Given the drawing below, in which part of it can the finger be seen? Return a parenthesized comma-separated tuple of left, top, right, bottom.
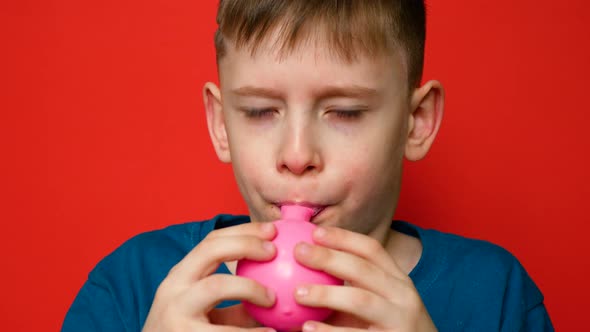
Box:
(180, 274, 276, 314)
(312, 226, 405, 279)
(301, 320, 367, 332)
(207, 221, 276, 240)
(171, 234, 277, 283)
(294, 242, 405, 299)
(295, 284, 397, 327)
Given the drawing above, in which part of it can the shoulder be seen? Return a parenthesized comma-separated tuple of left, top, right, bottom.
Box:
(421, 224, 542, 305)
(92, 220, 203, 280)
(396, 221, 551, 331)
(427, 227, 519, 274)
(396, 221, 523, 282)
(91, 214, 249, 282)
(406, 222, 526, 276)
(63, 215, 249, 331)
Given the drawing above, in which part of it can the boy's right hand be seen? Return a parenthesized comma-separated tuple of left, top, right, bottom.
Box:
(142, 222, 278, 332)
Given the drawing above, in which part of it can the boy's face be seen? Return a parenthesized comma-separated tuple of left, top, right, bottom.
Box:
(205, 35, 440, 237)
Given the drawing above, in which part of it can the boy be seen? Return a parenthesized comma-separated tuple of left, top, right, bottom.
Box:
(63, 1, 554, 331)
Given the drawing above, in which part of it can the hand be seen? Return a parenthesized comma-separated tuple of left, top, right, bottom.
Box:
(293, 226, 437, 332)
(142, 222, 278, 332)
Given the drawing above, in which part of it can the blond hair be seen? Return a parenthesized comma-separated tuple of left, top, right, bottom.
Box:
(214, 0, 426, 89)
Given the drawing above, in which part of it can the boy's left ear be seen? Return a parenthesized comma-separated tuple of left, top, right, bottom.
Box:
(405, 80, 445, 161)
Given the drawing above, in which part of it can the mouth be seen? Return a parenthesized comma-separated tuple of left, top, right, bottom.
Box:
(274, 202, 328, 220)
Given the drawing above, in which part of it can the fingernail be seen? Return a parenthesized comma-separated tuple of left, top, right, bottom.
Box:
(263, 241, 275, 252)
(297, 242, 311, 256)
(296, 286, 309, 297)
(302, 321, 317, 332)
(266, 288, 276, 302)
(262, 222, 274, 233)
(314, 226, 327, 238)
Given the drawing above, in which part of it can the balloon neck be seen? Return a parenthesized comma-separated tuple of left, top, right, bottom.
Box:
(280, 205, 314, 222)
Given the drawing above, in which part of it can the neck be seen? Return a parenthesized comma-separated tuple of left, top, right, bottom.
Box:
(383, 225, 422, 276)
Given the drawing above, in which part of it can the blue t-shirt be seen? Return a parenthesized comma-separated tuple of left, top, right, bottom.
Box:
(62, 215, 554, 331)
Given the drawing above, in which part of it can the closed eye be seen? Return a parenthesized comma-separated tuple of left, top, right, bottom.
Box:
(331, 110, 363, 119)
(242, 108, 277, 119)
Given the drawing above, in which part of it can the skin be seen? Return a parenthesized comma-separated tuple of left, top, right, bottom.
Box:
(143, 30, 444, 332)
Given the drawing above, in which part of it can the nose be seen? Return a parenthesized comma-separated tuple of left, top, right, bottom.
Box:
(276, 120, 322, 176)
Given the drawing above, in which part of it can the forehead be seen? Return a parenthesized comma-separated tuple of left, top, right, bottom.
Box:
(218, 33, 408, 97)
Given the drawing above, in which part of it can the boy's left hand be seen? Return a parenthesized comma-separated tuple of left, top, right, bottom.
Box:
(293, 226, 437, 332)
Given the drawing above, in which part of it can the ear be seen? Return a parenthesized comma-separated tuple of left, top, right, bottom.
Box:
(405, 80, 445, 161)
(203, 82, 231, 163)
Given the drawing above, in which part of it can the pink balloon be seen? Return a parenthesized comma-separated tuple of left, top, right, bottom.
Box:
(236, 205, 343, 331)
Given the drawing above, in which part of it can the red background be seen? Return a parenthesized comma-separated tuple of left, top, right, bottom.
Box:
(2, 0, 589, 330)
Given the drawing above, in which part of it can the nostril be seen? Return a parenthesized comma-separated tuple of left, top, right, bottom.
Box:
(278, 161, 317, 175)
(276, 150, 322, 175)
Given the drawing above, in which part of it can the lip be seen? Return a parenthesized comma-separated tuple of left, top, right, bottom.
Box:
(274, 201, 328, 220)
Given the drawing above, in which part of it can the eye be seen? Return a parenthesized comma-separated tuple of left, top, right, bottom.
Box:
(331, 110, 363, 119)
(243, 108, 277, 119)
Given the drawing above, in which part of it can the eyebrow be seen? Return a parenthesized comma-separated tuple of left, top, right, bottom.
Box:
(230, 86, 284, 99)
(230, 85, 378, 100)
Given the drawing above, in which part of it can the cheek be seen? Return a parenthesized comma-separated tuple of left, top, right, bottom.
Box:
(340, 156, 382, 198)
(233, 155, 264, 189)
(229, 143, 267, 197)
(339, 143, 400, 200)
